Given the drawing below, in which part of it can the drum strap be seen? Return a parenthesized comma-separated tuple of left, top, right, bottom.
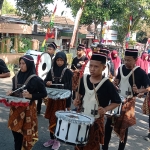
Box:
(51, 67, 67, 82)
(15, 73, 37, 89)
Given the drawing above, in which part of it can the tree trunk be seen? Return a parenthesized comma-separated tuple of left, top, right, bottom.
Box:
(0, 0, 4, 16)
(94, 22, 99, 39)
(99, 20, 104, 43)
(70, 1, 86, 48)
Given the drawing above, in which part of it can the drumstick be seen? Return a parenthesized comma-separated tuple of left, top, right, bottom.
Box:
(11, 85, 26, 94)
(73, 64, 78, 70)
(51, 84, 64, 86)
(132, 69, 135, 85)
(132, 68, 135, 94)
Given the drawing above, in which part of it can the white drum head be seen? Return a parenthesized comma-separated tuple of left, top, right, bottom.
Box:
(38, 52, 51, 80)
(55, 111, 94, 124)
(25, 50, 43, 65)
(25, 50, 51, 80)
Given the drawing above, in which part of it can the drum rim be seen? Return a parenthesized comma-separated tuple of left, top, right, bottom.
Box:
(55, 110, 94, 124)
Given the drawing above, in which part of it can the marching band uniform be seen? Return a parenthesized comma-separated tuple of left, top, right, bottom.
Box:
(102, 49, 150, 150)
(8, 55, 47, 150)
(74, 53, 121, 150)
(43, 52, 73, 150)
(71, 44, 88, 99)
(37, 42, 57, 114)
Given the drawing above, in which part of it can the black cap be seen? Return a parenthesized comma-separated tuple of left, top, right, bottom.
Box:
(48, 42, 57, 50)
(77, 44, 85, 50)
(91, 52, 107, 64)
(125, 49, 138, 57)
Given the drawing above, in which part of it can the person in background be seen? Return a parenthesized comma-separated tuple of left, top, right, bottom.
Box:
(84, 48, 93, 74)
(101, 48, 114, 79)
(46, 42, 57, 60)
(0, 59, 10, 78)
(71, 44, 88, 99)
(111, 50, 121, 77)
(71, 44, 88, 70)
(141, 52, 149, 74)
(96, 44, 103, 53)
(135, 56, 142, 67)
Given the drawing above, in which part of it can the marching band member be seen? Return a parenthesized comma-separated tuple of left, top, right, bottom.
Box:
(102, 49, 150, 150)
(71, 44, 88, 99)
(74, 52, 121, 150)
(46, 42, 57, 60)
(100, 48, 114, 79)
(71, 44, 88, 70)
(7, 55, 47, 150)
(95, 44, 103, 53)
(0, 58, 10, 78)
(37, 42, 57, 114)
(43, 52, 73, 150)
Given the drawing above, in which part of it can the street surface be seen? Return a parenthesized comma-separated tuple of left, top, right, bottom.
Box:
(0, 77, 150, 150)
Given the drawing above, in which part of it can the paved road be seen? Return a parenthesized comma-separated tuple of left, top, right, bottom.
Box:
(0, 77, 150, 150)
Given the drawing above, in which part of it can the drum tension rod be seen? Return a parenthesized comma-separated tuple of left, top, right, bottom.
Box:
(65, 123, 71, 141)
(57, 120, 62, 137)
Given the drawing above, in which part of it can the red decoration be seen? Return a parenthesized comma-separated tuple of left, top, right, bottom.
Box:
(79, 60, 88, 78)
(35, 55, 41, 75)
(0, 98, 29, 107)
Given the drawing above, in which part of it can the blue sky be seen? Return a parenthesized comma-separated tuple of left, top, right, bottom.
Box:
(7, 0, 74, 20)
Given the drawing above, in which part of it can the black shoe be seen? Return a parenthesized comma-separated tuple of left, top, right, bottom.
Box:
(144, 133, 150, 141)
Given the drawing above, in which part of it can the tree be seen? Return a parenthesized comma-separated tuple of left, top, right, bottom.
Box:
(63, 0, 125, 40)
(2, 0, 16, 15)
(112, 0, 150, 47)
(0, 0, 4, 16)
(15, 0, 54, 23)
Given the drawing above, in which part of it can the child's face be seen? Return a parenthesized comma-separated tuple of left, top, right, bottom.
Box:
(56, 58, 64, 67)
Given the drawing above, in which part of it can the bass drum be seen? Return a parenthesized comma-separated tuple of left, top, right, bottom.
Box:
(25, 50, 51, 80)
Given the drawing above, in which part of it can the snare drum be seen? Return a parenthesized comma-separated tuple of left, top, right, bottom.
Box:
(105, 103, 122, 117)
(0, 95, 30, 107)
(55, 111, 94, 145)
(105, 95, 125, 117)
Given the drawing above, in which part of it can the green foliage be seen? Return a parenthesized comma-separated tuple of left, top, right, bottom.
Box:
(18, 37, 32, 53)
(136, 30, 148, 44)
(112, 0, 150, 46)
(15, 0, 54, 24)
(6, 63, 14, 72)
(2, 0, 16, 14)
(63, 0, 126, 39)
(0, 36, 31, 53)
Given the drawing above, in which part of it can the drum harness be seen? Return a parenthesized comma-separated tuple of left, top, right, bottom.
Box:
(51, 67, 67, 83)
(111, 65, 137, 125)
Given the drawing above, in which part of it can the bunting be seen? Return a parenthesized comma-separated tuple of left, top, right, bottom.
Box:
(41, 5, 57, 51)
(126, 16, 132, 49)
